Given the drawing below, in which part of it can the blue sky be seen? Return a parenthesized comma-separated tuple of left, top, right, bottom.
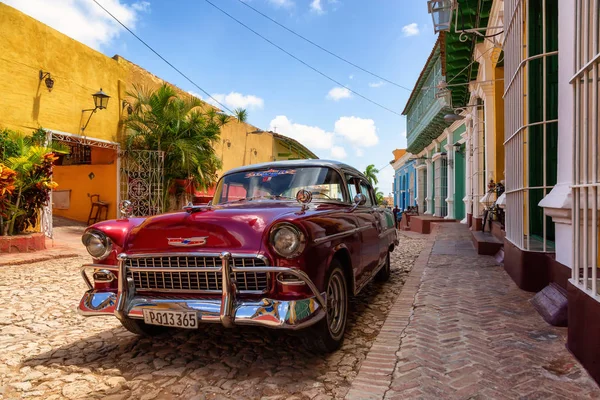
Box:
(7, 0, 437, 196)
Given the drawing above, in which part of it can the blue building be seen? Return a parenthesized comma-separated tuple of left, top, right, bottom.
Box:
(391, 149, 417, 211)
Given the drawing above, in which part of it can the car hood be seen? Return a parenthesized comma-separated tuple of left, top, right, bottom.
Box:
(122, 201, 309, 254)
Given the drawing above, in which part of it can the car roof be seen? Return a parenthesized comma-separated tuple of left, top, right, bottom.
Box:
(223, 159, 369, 182)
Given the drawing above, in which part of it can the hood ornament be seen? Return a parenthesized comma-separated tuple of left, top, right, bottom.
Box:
(296, 189, 312, 212)
(167, 237, 208, 247)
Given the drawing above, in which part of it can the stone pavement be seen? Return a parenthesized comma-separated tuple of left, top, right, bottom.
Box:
(0, 230, 427, 399)
(347, 223, 600, 400)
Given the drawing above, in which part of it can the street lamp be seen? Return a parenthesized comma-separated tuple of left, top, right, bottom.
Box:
(428, 0, 454, 33)
(81, 88, 110, 133)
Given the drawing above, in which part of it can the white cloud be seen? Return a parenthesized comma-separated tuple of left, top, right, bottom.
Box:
(267, 0, 294, 8)
(209, 92, 264, 110)
(327, 87, 352, 101)
(330, 146, 347, 159)
(310, 0, 324, 14)
(369, 81, 385, 88)
(3, 0, 150, 50)
(269, 116, 334, 150)
(188, 91, 203, 100)
(131, 1, 150, 12)
(402, 22, 420, 37)
(355, 148, 364, 157)
(334, 116, 379, 148)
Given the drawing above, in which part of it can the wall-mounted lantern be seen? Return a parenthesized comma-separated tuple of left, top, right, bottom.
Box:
(81, 88, 110, 134)
(39, 70, 54, 91)
(92, 89, 110, 110)
(427, 0, 454, 33)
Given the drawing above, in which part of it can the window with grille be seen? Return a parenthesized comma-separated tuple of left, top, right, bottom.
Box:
(409, 170, 415, 207)
(418, 168, 427, 214)
(59, 141, 92, 165)
(434, 156, 448, 217)
(572, 0, 600, 297)
(504, 0, 558, 252)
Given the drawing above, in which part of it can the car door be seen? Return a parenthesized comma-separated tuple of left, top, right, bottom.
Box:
(352, 178, 381, 285)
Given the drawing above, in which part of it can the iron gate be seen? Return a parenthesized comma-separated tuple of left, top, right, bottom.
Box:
(120, 150, 165, 217)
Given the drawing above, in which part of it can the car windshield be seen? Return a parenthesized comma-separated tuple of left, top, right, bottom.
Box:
(213, 166, 346, 204)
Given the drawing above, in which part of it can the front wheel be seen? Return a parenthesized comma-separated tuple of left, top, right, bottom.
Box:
(118, 317, 167, 336)
(375, 251, 391, 282)
(303, 261, 348, 353)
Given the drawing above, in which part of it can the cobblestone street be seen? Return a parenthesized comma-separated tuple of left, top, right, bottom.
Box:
(0, 235, 426, 399)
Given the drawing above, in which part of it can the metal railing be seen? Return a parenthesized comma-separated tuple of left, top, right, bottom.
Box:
(571, 0, 600, 298)
(504, 0, 558, 252)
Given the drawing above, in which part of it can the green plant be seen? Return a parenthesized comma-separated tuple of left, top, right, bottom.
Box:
(234, 108, 248, 124)
(374, 188, 385, 205)
(363, 164, 380, 186)
(123, 84, 224, 209)
(0, 129, 65, 235)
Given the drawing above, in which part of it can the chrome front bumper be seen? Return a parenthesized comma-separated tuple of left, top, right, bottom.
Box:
(77, 252, 326, 330)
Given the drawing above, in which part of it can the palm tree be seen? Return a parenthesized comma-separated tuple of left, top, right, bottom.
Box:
(124, 84, 223, 209)
(234, 108, 248, 124)
(363, 164, 379, 186)
(374, 188, 385, 205)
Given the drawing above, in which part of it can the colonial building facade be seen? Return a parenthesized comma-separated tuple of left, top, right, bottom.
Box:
(391, 149, 416, 211)
(412, 0, 599, 384)
(0, 4, 316, 229)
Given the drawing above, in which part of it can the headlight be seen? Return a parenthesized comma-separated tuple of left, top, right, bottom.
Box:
(81, 231, 112, 260)
(269, 223, 306, 258)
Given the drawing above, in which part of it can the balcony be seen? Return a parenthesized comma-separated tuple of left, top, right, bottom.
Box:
(403, 36, 453, 154)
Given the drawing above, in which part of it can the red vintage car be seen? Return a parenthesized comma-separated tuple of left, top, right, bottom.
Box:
(78, 160, 398, 351)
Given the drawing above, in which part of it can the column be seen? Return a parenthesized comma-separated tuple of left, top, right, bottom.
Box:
(425, 150, 434, 215)
(538, 0, 575, 267)
(445, 130, 455, 219)
(471, 105, 482, 220)
(461, 128, 470, 224)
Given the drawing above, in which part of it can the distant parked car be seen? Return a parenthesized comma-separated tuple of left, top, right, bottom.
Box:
(78, 160, 398, 351)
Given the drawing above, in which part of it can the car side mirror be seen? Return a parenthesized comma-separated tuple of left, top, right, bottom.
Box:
(349, 193, 367, 212)
(353, 193, 367, 206)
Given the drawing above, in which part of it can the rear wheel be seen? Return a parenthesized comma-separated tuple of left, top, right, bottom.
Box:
(375, 251, 391, 282)
(119, 317, 167, 336)
(303, 260, 348, 353)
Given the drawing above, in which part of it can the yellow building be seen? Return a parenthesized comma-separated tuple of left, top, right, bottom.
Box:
(0, 3, 316, 225)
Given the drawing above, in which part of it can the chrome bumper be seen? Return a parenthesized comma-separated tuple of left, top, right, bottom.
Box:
(77, 252, 326, 330)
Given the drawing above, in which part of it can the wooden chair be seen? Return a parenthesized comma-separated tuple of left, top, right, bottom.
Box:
(87, 194, 109, 225)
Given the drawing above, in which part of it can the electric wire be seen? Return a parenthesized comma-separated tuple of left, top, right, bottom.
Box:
(202, 0, 403, 117)
(90, 0, 235, 115)
(234, 0, 413, 92)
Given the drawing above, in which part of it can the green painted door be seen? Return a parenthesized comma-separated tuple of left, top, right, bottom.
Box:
(454, 150, 466, 220)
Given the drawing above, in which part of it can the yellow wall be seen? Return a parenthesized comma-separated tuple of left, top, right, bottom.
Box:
(0, 3, 316, 222)
(273, 138, 310, 161)
(53, 163, 118, 221)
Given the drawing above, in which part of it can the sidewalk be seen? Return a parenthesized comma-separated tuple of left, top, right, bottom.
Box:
(0, 217, 86, 266)
(347, 223, 600, 400)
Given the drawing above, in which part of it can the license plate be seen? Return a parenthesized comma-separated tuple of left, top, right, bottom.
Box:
(142, 309, 198, 329)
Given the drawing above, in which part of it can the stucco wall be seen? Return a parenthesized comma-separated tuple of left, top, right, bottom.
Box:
(0, 3, 315, 222)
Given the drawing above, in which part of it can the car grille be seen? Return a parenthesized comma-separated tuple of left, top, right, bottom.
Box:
(125, 255, 269, 293)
